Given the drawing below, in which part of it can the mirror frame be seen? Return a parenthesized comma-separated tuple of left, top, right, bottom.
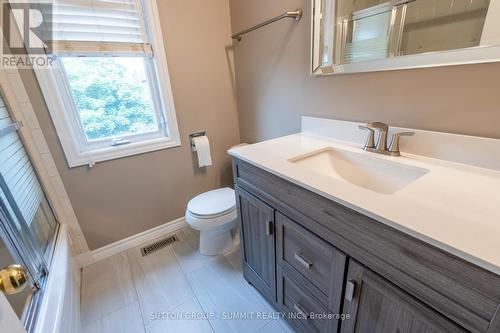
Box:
(311, 0, 500, 76)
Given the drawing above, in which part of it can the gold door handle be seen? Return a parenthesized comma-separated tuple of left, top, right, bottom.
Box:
(0, 264, 29, 295)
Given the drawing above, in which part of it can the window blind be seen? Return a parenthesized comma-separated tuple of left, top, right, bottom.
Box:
(0, 96, 44, 226)
(48, 0, 147, 44)
(344, 11, 392, 64)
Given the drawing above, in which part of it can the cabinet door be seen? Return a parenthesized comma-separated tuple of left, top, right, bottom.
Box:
(341, 261, 467, 333)
(236, 187, 276, 303)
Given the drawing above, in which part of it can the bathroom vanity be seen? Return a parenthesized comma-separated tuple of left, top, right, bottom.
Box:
(230, 118, 500, 333)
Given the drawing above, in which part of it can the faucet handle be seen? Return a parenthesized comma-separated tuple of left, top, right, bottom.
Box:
(359, 125, 375, 149)
(366, 122, 389, 132)
(389, 131, 414, 156)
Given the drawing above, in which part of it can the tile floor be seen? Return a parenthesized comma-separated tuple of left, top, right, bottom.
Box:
(80, 227, 294, 333)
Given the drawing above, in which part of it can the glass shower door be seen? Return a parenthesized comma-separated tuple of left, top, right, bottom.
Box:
(0, 88, 59, 331)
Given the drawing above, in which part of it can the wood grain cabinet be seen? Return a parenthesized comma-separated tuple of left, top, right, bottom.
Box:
(232, 158, 500, 333)
(341, 261, 467, 333)
(236, 187, 276, 303)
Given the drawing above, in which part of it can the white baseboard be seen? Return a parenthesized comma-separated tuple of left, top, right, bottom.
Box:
(75, 217, 187, 268)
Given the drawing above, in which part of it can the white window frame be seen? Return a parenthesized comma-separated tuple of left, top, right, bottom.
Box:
(33, 0, 180, 168)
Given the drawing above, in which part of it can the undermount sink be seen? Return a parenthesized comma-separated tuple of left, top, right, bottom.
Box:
(289, 147, 428, 194)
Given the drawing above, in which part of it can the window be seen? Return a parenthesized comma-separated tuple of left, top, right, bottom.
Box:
(34, 0, 180, 167)
(342, 5, 395, 64)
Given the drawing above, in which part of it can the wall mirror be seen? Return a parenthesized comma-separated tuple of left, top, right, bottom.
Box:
(311, 0, 500, 75)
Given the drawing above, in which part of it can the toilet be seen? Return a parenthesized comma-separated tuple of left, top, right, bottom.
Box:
(185, 187, 237, 255)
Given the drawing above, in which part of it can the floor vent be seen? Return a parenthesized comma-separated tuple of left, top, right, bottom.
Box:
(141, 235, 178, 256)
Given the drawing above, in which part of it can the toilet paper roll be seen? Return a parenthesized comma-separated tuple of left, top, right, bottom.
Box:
(192, 135, 212, 167)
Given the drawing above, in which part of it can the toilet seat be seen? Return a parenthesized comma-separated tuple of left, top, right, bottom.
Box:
(187, 206, 236, 220)
(185, 208, 237, 231)
(187, 187, 236, 219)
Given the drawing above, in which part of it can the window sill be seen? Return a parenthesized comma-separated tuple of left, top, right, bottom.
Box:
(67, 137, 181, 168)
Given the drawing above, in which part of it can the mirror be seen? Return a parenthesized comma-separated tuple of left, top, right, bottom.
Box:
(312, 0, 500, 75)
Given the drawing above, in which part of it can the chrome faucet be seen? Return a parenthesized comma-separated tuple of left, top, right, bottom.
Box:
(359, 122, 414, 156)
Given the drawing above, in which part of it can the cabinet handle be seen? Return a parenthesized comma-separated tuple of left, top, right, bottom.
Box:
(293, 304, 309, 320)
(266, 221, 273, 236)
(294, 253, 313, 269)
(345, 280, 356, 302)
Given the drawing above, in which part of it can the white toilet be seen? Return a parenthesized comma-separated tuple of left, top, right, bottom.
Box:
(185, 187, 237, 255)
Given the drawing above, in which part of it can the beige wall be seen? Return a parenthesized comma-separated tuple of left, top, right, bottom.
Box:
(229, 0, 500, 143)
(15, 0, 500, 249)
(19, 0, 240, 250)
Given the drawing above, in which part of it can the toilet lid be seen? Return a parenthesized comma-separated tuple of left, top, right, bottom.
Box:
(187, 187, 236, 218)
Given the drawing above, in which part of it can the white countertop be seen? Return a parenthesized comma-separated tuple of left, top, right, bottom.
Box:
(229, 132, 500, 275)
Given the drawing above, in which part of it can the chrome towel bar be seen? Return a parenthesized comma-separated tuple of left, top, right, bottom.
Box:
(231, 9, 303, 41)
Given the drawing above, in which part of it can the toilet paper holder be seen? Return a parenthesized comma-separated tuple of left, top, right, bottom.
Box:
(189, 132, 207, 151)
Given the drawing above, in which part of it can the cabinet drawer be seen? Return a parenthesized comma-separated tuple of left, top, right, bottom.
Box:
(276, 212, 346, 312)
(277, 267, 337, 333)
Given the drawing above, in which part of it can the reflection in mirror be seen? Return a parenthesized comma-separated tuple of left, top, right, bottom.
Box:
(312, 0, 500, 75)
